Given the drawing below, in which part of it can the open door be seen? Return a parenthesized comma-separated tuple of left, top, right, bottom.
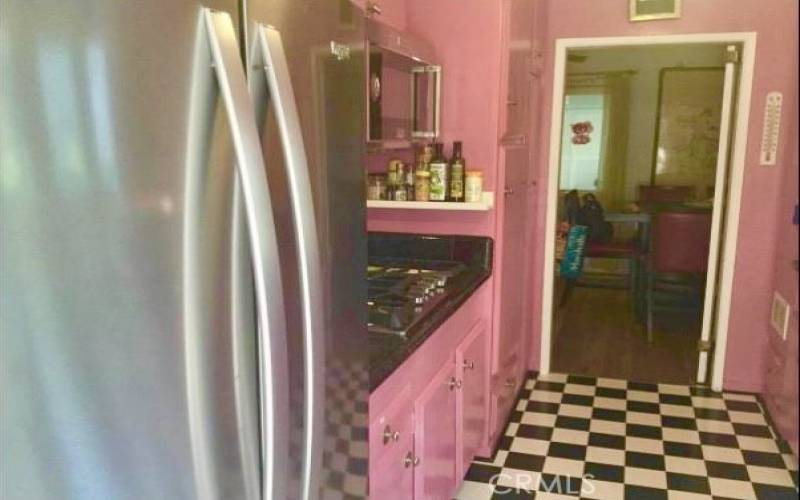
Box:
(696, 45, 738, 385)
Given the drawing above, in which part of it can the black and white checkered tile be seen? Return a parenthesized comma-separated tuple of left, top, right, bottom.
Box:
(455, 373, 798, 500)
(319, 358, 369, 500)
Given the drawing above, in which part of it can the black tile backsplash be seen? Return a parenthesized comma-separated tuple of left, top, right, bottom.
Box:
(368, 232, 492, 270)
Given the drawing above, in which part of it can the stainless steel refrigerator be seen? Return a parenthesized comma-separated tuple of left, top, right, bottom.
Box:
(0, 1, 367, 499)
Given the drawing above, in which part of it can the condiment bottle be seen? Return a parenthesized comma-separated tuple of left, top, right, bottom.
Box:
(386, 159, 401, 200)
(465, 170, 483, 203)
(421, 145, 434, 167)
(415, 170, 431, 201)
(428, 142, 449, 201)
(393, 163, 407, 201)
(367, 174, 388, 200)
(404, 161, 415, 200)
(449, 141, 465, 202)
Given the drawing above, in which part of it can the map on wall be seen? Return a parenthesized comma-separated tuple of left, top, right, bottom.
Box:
(652, 67, 724, 198)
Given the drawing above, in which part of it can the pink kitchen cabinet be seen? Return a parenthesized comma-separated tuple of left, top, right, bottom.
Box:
(414, 361, 458, 500)
(456, 322, 489, 480)
(489, 0, 537, 451)
(370, 432, 415, 500)
(488, 348, 523, 447)
(369, 284, 492, 499)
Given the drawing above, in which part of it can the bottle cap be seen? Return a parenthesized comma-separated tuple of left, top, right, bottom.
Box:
(466, 170, 483, 177)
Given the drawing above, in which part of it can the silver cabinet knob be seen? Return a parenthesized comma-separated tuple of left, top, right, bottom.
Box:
(448, 376, 462, 390)
(505, 377, 516, 388)
(382, 425, 400, 445)
(463, 359, 475, 370)
(366, 1, 382, 16)
(403, 452, 420, 468)
(504, 187, 514, 196)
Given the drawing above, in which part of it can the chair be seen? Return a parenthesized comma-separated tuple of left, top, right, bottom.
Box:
(638, 185, 694, 205)
(558, 191, 648, 323)
(646, 211, 712, 342)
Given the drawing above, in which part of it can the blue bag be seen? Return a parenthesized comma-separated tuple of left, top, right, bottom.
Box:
(559, 225, 587, 280)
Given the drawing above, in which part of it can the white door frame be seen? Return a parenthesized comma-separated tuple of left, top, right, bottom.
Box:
(539, 32, 757, 392)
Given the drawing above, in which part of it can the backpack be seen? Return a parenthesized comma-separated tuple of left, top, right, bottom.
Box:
(564, 190, 581, 225)
(577, 193, 614, 244)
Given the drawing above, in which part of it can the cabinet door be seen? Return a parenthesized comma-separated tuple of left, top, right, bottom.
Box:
(414, 361, 458, 500)
(502, 0, 534, 138)
(498, 148, 529, 366)
(456, 322, 488, 479)
(369, 434, 415, 500)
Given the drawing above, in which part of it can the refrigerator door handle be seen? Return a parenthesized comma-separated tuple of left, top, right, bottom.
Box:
(195, 9, 290, 500)
(249, 24, 326, 500)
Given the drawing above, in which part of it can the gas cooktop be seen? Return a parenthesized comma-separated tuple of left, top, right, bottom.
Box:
(367, 258, 467, 336)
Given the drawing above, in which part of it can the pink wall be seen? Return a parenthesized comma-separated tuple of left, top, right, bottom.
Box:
(525, 0, 800, 393)
(366, 0, 504, 237)
(761, 28, 798, 453)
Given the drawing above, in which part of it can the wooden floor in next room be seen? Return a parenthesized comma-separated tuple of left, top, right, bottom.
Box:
(552, 287, 699, 385)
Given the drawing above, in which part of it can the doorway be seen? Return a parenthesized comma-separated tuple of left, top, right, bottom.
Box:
(539, 33, 757, 391)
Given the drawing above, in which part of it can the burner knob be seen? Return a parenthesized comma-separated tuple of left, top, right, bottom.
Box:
(408, 288, 427, 304)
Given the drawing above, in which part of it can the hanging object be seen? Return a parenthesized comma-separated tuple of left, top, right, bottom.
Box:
(630, 0, 681, 22)
(571, 121, 593, 145)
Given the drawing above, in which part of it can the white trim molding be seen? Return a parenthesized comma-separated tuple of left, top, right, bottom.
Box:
(539, 32, 757, 393)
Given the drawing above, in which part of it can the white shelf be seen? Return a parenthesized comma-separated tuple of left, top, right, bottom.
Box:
(367, 192, 494, 211)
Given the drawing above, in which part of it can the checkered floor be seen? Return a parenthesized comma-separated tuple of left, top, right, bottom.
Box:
(320, 358, 368, 500)
(455, 373, 798, 500)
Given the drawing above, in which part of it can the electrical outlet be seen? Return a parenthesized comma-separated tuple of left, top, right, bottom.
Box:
(770, 292, 790, 340)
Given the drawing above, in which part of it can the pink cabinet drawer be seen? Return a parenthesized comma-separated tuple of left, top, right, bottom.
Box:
(369, 385, 413, 465)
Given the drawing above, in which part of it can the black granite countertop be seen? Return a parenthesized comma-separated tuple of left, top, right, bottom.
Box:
(368, 233, 493, 391)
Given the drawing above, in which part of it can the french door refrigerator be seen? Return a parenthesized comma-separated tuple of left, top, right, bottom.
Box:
(0, 1, 367, 499)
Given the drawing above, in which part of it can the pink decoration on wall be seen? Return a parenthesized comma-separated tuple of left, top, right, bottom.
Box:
(570, 121, 594, 144)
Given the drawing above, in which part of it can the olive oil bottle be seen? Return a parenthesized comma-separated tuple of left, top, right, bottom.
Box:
(428, 142, 449, 201)
(449, 141, 465, 202)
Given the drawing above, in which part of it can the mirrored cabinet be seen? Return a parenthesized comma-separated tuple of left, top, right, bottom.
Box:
(366, 19, 441, 147)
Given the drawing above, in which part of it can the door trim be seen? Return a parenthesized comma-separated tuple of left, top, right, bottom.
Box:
(538, 32, 757, 392)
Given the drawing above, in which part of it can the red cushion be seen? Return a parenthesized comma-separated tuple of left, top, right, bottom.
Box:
(585, 240, 640, 258)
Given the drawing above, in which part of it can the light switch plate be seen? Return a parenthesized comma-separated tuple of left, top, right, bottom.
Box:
(770, 291, 790, 340)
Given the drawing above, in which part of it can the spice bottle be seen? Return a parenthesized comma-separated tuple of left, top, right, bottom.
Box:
(465, 170, 483, 203)
(415, 170, 431, 201)
(367, 174, 388, 200)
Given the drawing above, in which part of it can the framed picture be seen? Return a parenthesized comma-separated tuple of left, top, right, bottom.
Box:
(630, 0, 681, 22)
(650, 67, 725, 196)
